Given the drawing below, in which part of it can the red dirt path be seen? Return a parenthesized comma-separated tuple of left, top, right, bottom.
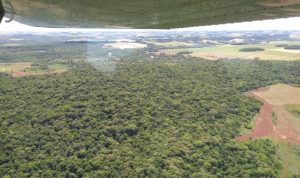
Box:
(236, 88, 274, 141)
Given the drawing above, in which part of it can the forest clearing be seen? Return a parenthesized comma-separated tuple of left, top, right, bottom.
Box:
(236, 84, 300, 143)
(236, 84, 300, 177)
(0, 62, 69, 77)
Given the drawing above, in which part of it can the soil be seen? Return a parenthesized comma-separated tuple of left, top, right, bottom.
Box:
(12, 71, 32, 77)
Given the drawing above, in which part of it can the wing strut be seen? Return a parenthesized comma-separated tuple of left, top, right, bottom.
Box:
(0, 0, 5, 24)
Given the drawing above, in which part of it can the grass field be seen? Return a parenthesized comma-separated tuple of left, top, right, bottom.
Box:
(159, 41, 300, 61)
(285, 104, 300, 118)
(48, 64, 70, 73)
(254, 84, 300, 106)
(275, 140, 300, 178)
(104, 42, 147, 49)
(0, 62, 69, 77)
(147, 41, 194, 47)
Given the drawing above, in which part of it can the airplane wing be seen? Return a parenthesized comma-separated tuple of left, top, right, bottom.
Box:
(1, 0, 300, 29)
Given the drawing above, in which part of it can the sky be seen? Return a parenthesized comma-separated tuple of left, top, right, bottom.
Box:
(0, 17, 300, 32)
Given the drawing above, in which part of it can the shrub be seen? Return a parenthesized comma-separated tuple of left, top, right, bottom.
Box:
(275, 44, 288, 48)
(177, 51, 193, 55)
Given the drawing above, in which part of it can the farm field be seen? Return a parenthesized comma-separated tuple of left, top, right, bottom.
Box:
(104, 42, 147, 49)
(146, 41, 194, 47)
(159, 41, 300, 61)
(0, 62, 69, 77)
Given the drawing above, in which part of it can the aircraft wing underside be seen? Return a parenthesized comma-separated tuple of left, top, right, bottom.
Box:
(1, 0, 300, 29)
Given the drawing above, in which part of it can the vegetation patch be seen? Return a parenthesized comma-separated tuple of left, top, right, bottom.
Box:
(275, 140, 300, 178)
(230, 42, 248, 45)
(176, 51, 193, 55)
(272, 111, 277, 124)
(285, 104, 300, 118)
(284, 45, 300, 50)
(239, 47, 265, 52)
(275, 44, 288, 48)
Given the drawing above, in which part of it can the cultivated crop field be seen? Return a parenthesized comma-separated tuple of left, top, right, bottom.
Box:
(159, 41, 300, 61)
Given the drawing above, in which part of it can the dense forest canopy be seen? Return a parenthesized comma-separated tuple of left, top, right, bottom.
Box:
(1, 58, 300, 177)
